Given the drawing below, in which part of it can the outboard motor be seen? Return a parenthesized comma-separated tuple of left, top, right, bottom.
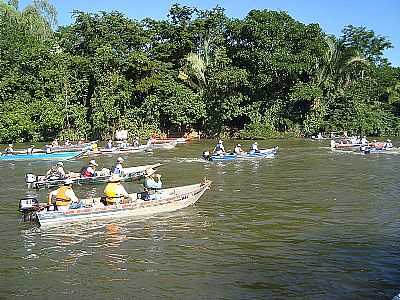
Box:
(202, 151, 211, 161)
(19, 195, 39, 222)
(25, 173, 37, 186)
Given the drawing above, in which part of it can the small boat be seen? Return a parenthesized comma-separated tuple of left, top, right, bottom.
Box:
(98, 145, 150, 155)
(19, 180, 212, 227)
(360, 145, 396, 154)
(25, 163, 162, 189)
(148, 140, 177, 150)
(44, 141, 98, 153)
(0, 151, 84, 161)
(330, 140, 361, 150)
(151, 137, 188, 144)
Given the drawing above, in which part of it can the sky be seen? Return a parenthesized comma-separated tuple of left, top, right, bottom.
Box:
(19, 0, 400, 66)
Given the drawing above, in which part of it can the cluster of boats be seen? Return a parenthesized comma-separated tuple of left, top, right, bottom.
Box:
(1, 137, 213, 227)
(330, 137, 395, 154)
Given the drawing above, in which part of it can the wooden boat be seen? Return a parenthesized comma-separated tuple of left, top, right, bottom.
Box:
(148, 140, 177, 150)
(19, 180, 212, 227)
(150, 137, 188, 144)
(0, 151, 84, 161)
(25, 163, 162, 189)
(330, 139, 361, 150)
(44, 141, 98, 153)
(202, 152, 237, 161)
(98, 145, 150, 155)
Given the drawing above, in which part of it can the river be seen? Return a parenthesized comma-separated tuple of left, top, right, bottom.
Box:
(0, 139, 399, 299)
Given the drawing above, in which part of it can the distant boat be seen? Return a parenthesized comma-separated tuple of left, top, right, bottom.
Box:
(0, 151, 84, 161)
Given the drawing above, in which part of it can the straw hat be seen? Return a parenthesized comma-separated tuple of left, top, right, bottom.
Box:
(145, 168, 156, 177)
(109, 175, 121, 182)
(154, 174, 162, 180)
(89, 159, 98, 166)
(117, 157, 124, 162)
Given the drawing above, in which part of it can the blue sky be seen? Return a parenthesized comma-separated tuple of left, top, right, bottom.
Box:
(19, 0, 400, 66)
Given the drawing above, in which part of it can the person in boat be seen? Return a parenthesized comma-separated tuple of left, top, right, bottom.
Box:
(27, 145, 34, 155)
(103, 175, 129, 205)
(132, 137, 140, 147)
(81, 160, 98, 177)
(46, 162, 67, 179)
(361, 136, 368, 145)
(385, 139, 393, 149)
(105, 139, 113, 150)
(77, 138, 85, 145)
(144, 168, 162, 191)
(250, 141, 259, 153)
(213, 140, 225, 155)
(48, 178, 79, 210)
(51, 139, 59, 147)
(64, 139, 71, 146)
(3, 143, 14, 155)
(112, 157, 124, 175)
(234, 143, 244, 154)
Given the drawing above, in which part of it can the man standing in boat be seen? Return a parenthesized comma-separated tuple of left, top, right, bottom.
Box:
(81, 160, 98, 177)
(26, 144, 34, 155)
(103, 175, 129, 205)
(48, 178, 79, 210)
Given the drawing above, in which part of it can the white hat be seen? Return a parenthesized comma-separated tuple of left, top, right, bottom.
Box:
(145, 168, 156, 177)
(237, 144, 241, 147)
(109, 175, 121, 182)
(117, 157, 124, 162)
(56, 162, 64, 166)
(219, 140, 223, 143)
(89, 160, 98, 166)
(254, 142, 258, 145)
(64, 178, 73, 185)
(8, 144, 13, 147)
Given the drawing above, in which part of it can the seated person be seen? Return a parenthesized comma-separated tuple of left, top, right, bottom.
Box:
(213, 140, 225, 155)
(103, 175, 129, 205)
(105, 139, 113, 150)
(250, 142, 259, 152)
(81, 160, 98, 177)
(26, 145, 35, 155)
(77, 138, 85, 145)
(385, 139, 393, 149)
(4, 144, 13, 155)
(144, 168, 162, 191)
(46, 162, 67, 179)
(64, 139, 71, 146)
(51, 139, 59, 147)
(112, 157, 124, 175)
(48, 179, 79, 210)
(234, 143, 244, 154)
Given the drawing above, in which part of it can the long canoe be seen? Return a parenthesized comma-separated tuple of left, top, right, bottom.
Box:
(98, 145, 150, 154)
(26, 163, 162, 189)
(19, 180, 212, 227)
(0, 151, 83, 161)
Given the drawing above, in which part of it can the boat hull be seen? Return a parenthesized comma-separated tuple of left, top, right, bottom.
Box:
(0, 151, 83, 161)
(34, 181, 211, 227)
(27, 163, 162, 189)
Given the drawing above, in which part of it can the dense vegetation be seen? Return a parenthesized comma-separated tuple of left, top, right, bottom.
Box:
(0, 0, 399, 142)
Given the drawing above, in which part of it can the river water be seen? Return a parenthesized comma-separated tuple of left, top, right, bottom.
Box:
(0, 139, 399, 299)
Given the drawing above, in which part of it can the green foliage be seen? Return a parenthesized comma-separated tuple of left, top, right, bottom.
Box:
(0, 2, 399, 143)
